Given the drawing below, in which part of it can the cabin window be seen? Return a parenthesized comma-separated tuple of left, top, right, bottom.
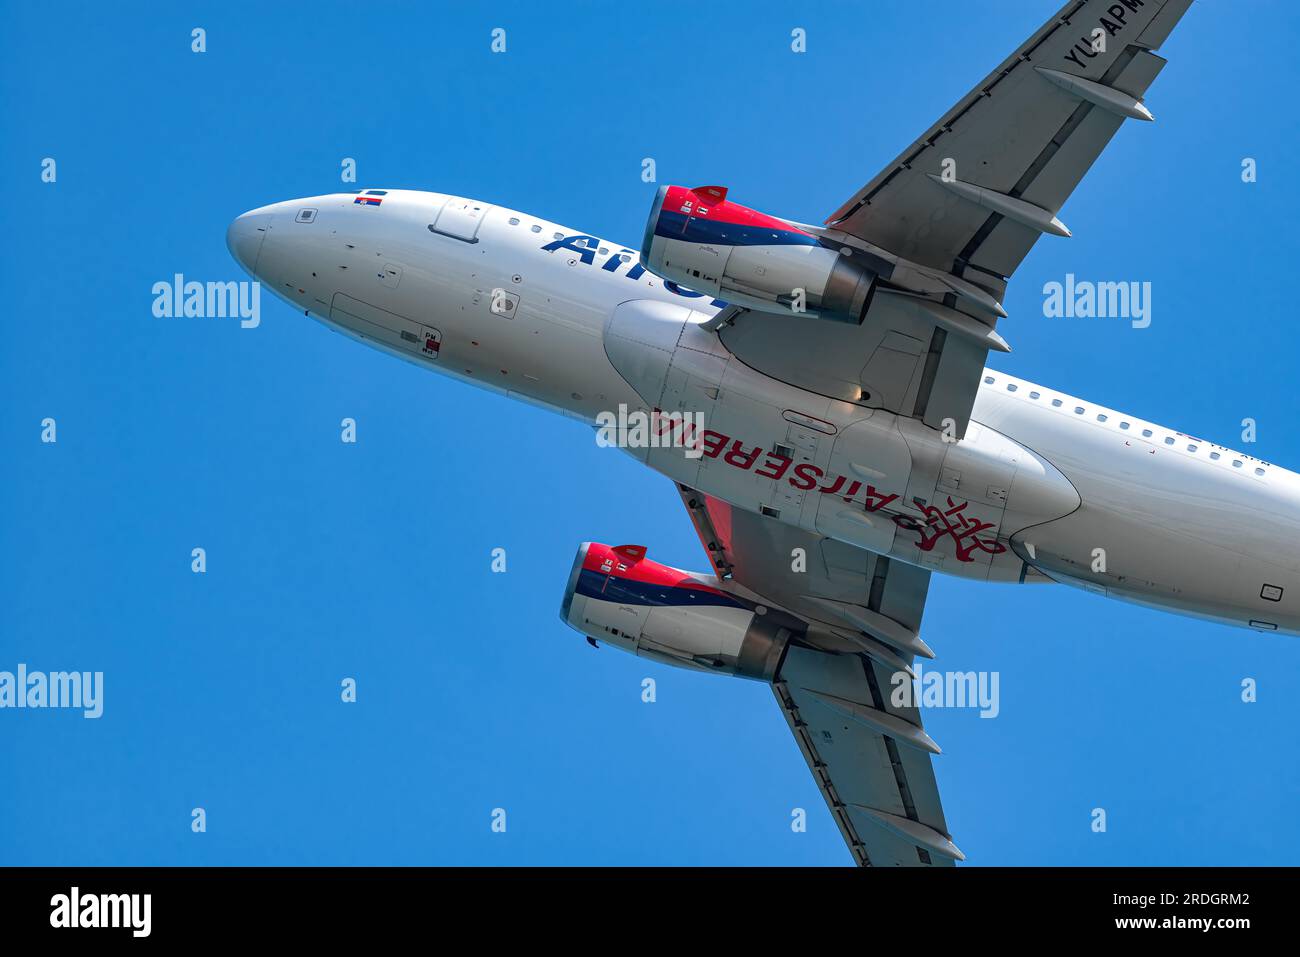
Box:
(1188, 444, 1198, 453)
(1097, 414, 1108, 422)
(1074, 407, 1085, 415)
(1210, 452, 1221, 460)
(1165, 437, 1175, 445)
(508, 217, 520, 225)
(984, 376, 995, 384)
(531, 225, 541, 233)
(1007, 384, 1018, 392)
(1142, 429, 1153, 438)
(1051, 399, 1062, 408)
(1233, 460, 1243, 468)
(1029, 391, 1040, 399)
(1120, 422, 1130, 430)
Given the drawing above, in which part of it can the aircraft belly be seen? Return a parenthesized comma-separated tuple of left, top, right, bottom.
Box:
(1004, 418, 1300, 634)
(602, 301, 1088, 583)
(812, 415, 908, 554)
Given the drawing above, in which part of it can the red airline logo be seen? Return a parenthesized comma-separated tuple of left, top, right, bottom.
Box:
(655, 415, 1006, 564)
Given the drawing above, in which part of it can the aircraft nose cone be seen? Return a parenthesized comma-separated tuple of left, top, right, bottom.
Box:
(226, 208, 273, 276)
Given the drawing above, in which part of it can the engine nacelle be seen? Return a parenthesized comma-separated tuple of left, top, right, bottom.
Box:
(559, 542, 791, 680)
(641, 184, 877, 324)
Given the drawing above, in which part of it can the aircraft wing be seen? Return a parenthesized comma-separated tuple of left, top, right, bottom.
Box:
(678, 485, 962, 866)
(716, 0, 1191, 439)
(827, 0, 1191, 280)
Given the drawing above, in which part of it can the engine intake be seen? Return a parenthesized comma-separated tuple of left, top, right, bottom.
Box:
(560, 542, 792, 681)
(641, 185, 877, 324)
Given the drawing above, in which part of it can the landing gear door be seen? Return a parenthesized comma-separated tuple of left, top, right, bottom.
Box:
(893, 423, 1019, 577)
(330, 293, 441, 362)
(814, 416, 912, 555)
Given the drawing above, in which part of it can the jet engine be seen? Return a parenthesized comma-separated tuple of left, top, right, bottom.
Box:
(640, 184, 878, 324)
(559, 542, 793, 680)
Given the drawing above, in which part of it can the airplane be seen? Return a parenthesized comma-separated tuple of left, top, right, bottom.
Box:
(226, 0, 1286, 865)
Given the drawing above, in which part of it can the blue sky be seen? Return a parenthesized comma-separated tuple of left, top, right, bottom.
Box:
(2, 0, 1298, 866)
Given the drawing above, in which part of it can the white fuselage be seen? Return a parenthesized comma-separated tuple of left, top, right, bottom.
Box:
(228, 189, 1300, 637)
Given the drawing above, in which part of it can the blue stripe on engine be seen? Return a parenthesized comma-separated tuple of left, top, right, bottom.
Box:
(653, 209, 819, 248)
(575, 569, 745, 609)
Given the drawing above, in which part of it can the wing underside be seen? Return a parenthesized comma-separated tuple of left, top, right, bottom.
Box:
(714, 0, 1192, 440)
(828, 0, 1193, 283)
(660, 1, 1197, 863)
(678, 486, 960, 866)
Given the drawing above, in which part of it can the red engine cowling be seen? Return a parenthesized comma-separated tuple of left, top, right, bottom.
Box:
(640, 184, 877, 324)
(559, 542, 791, 680)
